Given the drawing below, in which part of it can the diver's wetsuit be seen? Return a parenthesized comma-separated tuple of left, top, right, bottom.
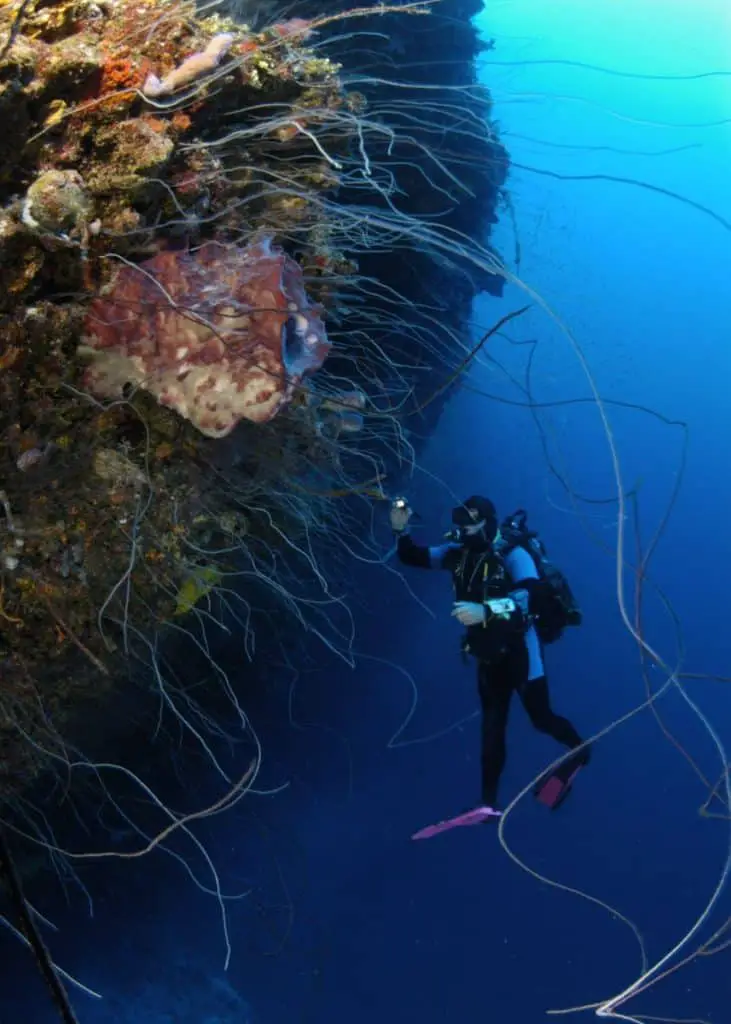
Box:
(396, 533, 586, 808)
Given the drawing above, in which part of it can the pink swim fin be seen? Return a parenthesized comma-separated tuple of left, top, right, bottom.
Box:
(411, 805, 501, 840)
(535, 759, 584, 810)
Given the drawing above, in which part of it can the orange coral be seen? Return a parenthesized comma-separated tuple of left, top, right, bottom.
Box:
(0, 346, 20, 372)
(99, 49, 141, 94)
(170, 112, 192, 134)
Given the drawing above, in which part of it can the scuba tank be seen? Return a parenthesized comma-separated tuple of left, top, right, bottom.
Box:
(497, 510, 582, 644)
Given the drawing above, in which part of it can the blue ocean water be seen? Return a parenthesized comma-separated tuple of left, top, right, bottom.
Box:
(3, 1, 730, 1021)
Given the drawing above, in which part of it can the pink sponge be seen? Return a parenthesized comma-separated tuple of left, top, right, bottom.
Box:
(82, 237, 331, 438)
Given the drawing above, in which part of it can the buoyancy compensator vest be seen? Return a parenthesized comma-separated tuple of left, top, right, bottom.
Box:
(448, 547, 524, 663)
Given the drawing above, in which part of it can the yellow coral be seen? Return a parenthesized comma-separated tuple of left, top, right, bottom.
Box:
(174, 565, 222, 616)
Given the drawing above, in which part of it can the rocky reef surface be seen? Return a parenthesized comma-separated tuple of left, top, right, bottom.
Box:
(0, 0, 507, 837)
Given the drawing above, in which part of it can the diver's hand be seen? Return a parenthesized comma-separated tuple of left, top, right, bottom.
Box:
(452, 598, 520, 627)
(452, 601, 485, 626)
(389, 498, 413, 533)
(485, 598, 519, 621)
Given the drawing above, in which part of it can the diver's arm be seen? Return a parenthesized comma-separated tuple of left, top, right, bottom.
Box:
(503, 546, 546, 677)
(395, 532, 460, 569)
(503, 545, 545, 617)
(504, 544, 539, 585)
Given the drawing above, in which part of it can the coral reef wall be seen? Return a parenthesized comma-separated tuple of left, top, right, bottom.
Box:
(0, 0, 506, 845)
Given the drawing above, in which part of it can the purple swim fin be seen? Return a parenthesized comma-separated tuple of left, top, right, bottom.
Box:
(411, 805, 501, 840)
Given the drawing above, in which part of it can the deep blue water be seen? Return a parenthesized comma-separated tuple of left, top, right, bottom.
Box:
(3, 2, 730, 1022)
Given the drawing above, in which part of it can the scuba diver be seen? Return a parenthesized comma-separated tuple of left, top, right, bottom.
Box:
(389, 494, 590, 838)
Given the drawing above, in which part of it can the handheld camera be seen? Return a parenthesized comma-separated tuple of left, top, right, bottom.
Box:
(390, 496, 421, 526)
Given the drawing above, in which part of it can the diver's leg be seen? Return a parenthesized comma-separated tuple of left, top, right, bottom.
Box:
(410, 664, 509, 839)
(523, 676, 590, 808)
(478, 661, 514, 808)
(520, 676, 588, 760)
